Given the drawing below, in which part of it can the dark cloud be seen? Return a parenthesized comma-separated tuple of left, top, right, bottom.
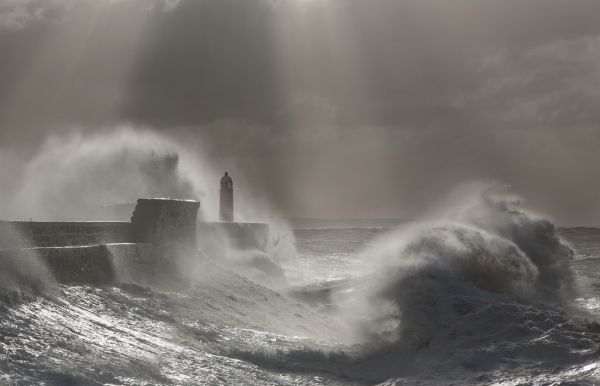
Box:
(1, 0, 600, 223)
(120, 0, 285, 127)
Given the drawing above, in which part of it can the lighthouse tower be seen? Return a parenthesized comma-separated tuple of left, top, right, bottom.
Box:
(220, 172, 234, 222)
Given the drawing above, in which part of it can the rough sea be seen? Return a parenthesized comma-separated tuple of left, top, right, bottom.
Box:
(1, 188, 600, 385)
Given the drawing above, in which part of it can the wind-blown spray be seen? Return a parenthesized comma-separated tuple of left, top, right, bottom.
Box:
(341, 183, 579, 348)
(1, 127, 298, 286)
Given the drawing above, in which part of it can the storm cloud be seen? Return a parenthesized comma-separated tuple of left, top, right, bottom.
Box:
(1, 0, 599, 223)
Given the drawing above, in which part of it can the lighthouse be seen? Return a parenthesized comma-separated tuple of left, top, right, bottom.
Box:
(220, 172, 234, 222)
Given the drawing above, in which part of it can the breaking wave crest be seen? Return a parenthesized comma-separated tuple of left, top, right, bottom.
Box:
(1, 180, 599, 384)
(320, 183, 600, 383)
(345, 184, 578, 344)
(228, 184, 600, 384)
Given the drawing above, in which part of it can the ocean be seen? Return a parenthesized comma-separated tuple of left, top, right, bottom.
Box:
(1, 190, 600, 385)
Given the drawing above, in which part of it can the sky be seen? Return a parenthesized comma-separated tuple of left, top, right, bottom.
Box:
(0, 0, 599, 224)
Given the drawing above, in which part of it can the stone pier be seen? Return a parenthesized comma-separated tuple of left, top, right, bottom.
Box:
(0, 198, 200, 285)
(0, 198, 270, 286)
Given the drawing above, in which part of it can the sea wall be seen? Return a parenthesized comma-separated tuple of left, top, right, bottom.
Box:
(106, 243, 180, 285)
(131, 198, 200, 248)
(0, 198, 201, 285)
(0, 199, 272, 286)
(0, 198, 201, 250)
(0, 221, 133, 249)
(0, 243, 181, 286)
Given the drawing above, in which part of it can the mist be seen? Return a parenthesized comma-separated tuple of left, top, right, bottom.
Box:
(0, 127, 287, 223)
(5, 2, 600, 385)
(1, 0, 600, 224)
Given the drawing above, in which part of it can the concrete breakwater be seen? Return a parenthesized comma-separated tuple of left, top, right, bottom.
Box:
(0, 198, 271, 286)
(0, 221, 133, 249)
(0, 199, 200, 286)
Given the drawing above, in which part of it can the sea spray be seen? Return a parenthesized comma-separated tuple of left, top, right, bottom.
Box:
(304, 183, 600, 383)
(0, 224, 56, 303)
(0, 127, 300, 287)
(196, 221, 296, 288)
(340, 183, 579, 348)
(3, 128, 212, 221)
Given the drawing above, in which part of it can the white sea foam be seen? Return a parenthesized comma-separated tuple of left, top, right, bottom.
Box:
(339, 184, 578, 344)
(311, 183, 600, 384)
(1, 151, 599, 384)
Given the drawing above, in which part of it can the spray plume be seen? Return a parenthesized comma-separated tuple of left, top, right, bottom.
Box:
(340, 183, 578, 347)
